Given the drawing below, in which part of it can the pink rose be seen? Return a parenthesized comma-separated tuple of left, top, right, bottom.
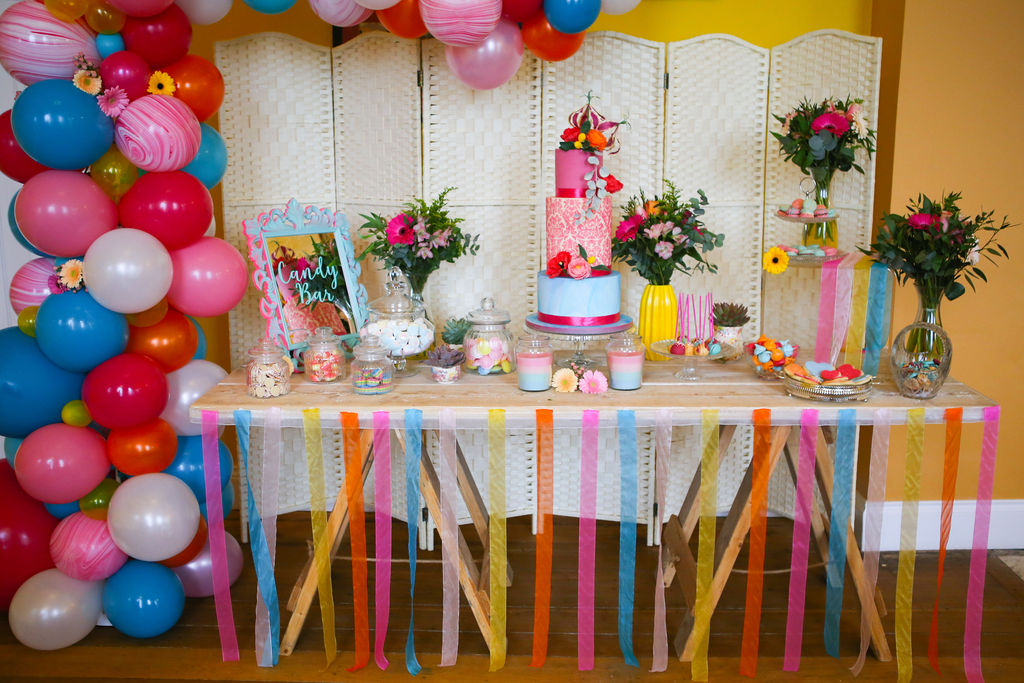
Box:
(385, 213, 415, 245)
(566, 255, 592, 279)
(908, 213, 939, 230)
(811, 112, 850, 136)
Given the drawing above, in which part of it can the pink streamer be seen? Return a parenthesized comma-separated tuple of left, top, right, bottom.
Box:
(651, 409, 671, 672)
(257, 407, 282, 666)
(830, 253, 862, 364)
(815, 258, 841, 362)
(784, 409, 818, 671)
(438, 408, 459, 666)
(965, 405, 1000, 682)
(373, 412, 392, 670)
(578, 410, 599, 671)
(202, 410, 240, 661)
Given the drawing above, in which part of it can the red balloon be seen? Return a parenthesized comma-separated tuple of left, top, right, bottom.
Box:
(98, 50, 152, 102)
(82, 353, 168, 429)
(163, 54, 224, 123)
(125, 307, 199, 372)
(106, 418, 178, 475)
(378, 0, 428, 39)
(121, 4, 192, 68)
(118, 171, 213, 251)
(522, 11, 585, 61)
(0, 110, 48, 183)
(0, 461, 58, 610)
(502, 0, 542, 22)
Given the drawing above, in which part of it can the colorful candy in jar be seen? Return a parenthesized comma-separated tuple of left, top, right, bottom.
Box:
(464, 297, 516, 376)
(748, 334, 797, 378)
(303, 327, 345, 382)
(351, 335, 394, 395)
(361, 318, 433, 357)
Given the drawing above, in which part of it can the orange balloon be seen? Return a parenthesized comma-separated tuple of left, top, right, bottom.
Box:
(378, 0, 427, 40)
(126, 307, 199, 373)
(160, 516, 208, 568)
(126, 297, 169, 328)
(84, 0, 125, 34)
(164, 54, 225, 123)
(107, 418, 179, 476)
(45, 0, 89, 22)
(522, 11, 585, 62)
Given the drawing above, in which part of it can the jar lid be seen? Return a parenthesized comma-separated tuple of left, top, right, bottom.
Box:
(368, 267, 420, 315)
(517, 333, 550, 348)
(249, 338, 286, 359)
(308, 326, 338, 344)
(608, 331, 643, 350)
(354, 334, 389, 361)
(467, 297, 510, 325)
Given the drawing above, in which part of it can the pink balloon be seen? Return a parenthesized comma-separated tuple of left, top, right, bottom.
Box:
(107, 0, 174, 17)
(310, 0, 373, 26)
(421, 0, 501, 46)
(0, 1, 99, 86)
(167, 237, 248, 318)
(9, 257, 55, 314)
(15, 171, 117, 257)
(98, 51, 151, 102)
(15, 424, 110, 504)
(49, 512, 128, 581)
(120, 4, 191, 68)
(171, 531, 242, 598)
(115, 95, 200, 173)
(445, 19, 523, 90)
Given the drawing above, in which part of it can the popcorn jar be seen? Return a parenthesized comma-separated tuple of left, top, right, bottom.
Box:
(351, 335, 395, 395)
(246, 339, 292, 399)
(464, 297, 515, 376)
(515, 334, 552, 391)
(362, 268, 435, 376)
(605, 332, 645, 390)
(303, 327, 345, 383)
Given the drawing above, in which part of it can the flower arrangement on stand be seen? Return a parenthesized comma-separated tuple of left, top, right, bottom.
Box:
(557, 93, 627, 223)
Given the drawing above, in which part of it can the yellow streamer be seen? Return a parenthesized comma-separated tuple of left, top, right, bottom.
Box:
(488, 409, 507, 672)
(302, 408, 336, 666)
(691, 409, 719, 682)
(844, 257, 873, 367)
(896, 408, 925, 683)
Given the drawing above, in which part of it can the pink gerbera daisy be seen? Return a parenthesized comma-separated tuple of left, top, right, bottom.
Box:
(579, 370, 609, 394)
(97, 86, 129, 118)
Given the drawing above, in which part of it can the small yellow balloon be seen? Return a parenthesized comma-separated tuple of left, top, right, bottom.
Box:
(44, 0, 89, 22)
(90, 146, 139, 202)
(61, 399, 92, 427)
(85, 0, 126, 34)
(80, 478, 120, 521)
(17, 306, 39, 337)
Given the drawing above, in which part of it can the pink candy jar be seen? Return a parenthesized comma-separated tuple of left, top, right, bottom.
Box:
(515, 334, 553, 391)
(605, 332, 645, 390)
(303, 327, 345, 383)
(464, 297, 515, 376)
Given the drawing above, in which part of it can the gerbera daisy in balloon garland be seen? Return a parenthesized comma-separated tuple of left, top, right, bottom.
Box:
(147, 71, 176, 96)
(97, 86, 129, 118)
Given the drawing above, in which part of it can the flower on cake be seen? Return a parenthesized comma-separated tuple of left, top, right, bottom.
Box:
(558, 92, 627, 155)
(579, 369, 609, 394)
(762, 246, 789, 274)
(567, 255, 592, 279)
(547, 246, 611, 279)
(605, 175, 623, 194)
(586, 129, 607, 151)
(552, 368, 578, 392)
(547, 250, 572, 277)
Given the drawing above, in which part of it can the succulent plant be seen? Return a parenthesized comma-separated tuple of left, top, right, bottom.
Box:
(712, 301, 750, 327)
(441, 317, 471, 345)
(424, 343, 465, 368)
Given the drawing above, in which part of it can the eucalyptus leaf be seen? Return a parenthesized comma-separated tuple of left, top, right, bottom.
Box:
(598, 167, 609, 178)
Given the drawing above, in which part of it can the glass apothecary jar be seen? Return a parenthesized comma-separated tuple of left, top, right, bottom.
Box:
(351, 335, 395, 395)
(605, 332, 645, 390)
(515, 334, 553, 391)
(247, 338, 292, 399)
(890, 321, 952, 399)
(362, 267, 434, 374)
(303, 327, 345, 383)
(464, 297, 515, 375)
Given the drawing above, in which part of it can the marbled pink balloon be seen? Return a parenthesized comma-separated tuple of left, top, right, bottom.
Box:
(0, 1, 99, 86)
(310, 0, 373, 26)
(114, 95, 200, 172)
(9, 257, 55, 314)
(420, 0, 501, 46)
(49, 512, 128, 581)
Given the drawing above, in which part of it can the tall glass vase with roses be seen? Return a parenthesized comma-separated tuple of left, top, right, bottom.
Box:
(611, 183, 723, 359)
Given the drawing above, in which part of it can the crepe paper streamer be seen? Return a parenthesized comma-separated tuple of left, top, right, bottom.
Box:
(784, 408, 819, 672)
(578, 409, 599, 671)
(739, 408, 772, 678)
(404, 410, 423, 676)
(830, 253, 863, 365)
(863, 262, 891, 375)
(372, 412, 392, 670)
(341, 411, 368, 671)
(814, 258, 841, 362)
(691, 409, 719, 682)
(438, 407, 459, 666)
(650, 408, 671, 673)
(234, 409, 280, 667)
(844, 257, 874, 368)
(257, 407, 283, 667)
(531, 409, 554, 668)
(965, 405, 1000, 683)
(928, 408, 963, 674)
(852, 409, 891, 676)
(201, 411, 240, 661)
(488, 409, 508, 672)
(824, 408, 857, 657)
(896, 407, 926, 683)
(617, 410, 640, 667)
(301, 409, 336, 666)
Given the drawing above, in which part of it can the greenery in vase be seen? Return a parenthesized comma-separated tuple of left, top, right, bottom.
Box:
(771, 96, 876, 179)
(611, 182, 722, 286)
(359, 187, 480, 294)
(712, 301, 750, 327)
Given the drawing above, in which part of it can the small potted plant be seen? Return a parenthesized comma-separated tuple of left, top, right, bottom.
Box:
(424, 344, 465, 384)
(712, 302, 750, 348)
(441, 317, 471, 348)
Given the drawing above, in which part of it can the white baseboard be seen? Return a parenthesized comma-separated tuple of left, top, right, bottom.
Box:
(875, 499, 1024, 551)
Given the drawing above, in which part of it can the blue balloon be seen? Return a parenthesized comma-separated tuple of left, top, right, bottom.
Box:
(8, 191, 48, 256)
(186, 315, 207, 360)
(199, 479, 235, 520)
(0, 327, 85, 438)
(103, 560, 185, 639)
(44, 500, 80, 519)
(243, 0, 298, 13)
(182, 123, 227, 190)
(164, 435, 233, 504)
(3, 436, 21, 467)
(544, 0, 601, 35)
(35, 291, 129, 373)
(10, 79, 114, 170)
(96, 33, 125, 59)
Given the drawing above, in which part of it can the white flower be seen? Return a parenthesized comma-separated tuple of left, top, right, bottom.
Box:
(851, 110, 869, 138)
(968, 244, 981, 265)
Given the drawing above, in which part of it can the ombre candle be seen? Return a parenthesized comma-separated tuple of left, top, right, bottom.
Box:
(606, 332, 645, 390)
(515, 334, 553, 391)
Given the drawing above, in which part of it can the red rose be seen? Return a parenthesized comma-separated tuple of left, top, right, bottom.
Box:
(561, 127, 581, 142)
(605, 174, 623, 194)
(546, 250, 572, 277)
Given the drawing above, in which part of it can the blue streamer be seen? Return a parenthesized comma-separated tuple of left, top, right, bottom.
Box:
(617, 410, 640, 667)
(824, 409, 857, 657)
(404, 409, 423, 675)
(864, 263, 891, 375)
(234, 410, 281, 667)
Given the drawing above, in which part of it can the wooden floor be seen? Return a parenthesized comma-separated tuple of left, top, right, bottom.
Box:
(1, 514, 1022, 682)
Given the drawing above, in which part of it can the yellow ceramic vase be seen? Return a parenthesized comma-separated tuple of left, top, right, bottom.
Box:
(637, 284, 677, 360)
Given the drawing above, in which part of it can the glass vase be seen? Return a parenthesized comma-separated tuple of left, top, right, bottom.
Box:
(889, 281, 953, 399)
(803, 167, 838, 248)
(637, 284, 677, 361)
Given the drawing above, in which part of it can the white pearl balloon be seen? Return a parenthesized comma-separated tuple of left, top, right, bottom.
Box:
(175, 0, 233, 24)
(83, 228, 173, 315)
(7, 569, 103, 651)
(107, 473, 201, 562)
(354, 0, 400, 10)
(600, 0, 640, 14)
(161, 360, 229, 436)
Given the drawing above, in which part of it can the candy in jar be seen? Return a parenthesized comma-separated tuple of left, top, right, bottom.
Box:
(246, 339, 293, 398)
(303, 327, 345, 383)
(351, 335, 395, 395)
(362, 268, 435, 374)
(464, 297, 515, 375)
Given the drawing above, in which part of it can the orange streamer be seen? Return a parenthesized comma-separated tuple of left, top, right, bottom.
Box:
(530, 409, 554, 667)
(342, 412, 370, 671)
(740, 409, 772, 677)
(928, 407, 962, 673)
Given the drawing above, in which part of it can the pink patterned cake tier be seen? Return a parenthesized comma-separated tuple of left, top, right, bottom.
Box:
(545, 196, 612, 264)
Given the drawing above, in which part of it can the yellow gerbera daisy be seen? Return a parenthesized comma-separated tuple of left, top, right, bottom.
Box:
(763, 246, 789, 274)
(72, 70, 102, 96)
(551, 368, 578, 393)
(147, 71, 176, 96)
